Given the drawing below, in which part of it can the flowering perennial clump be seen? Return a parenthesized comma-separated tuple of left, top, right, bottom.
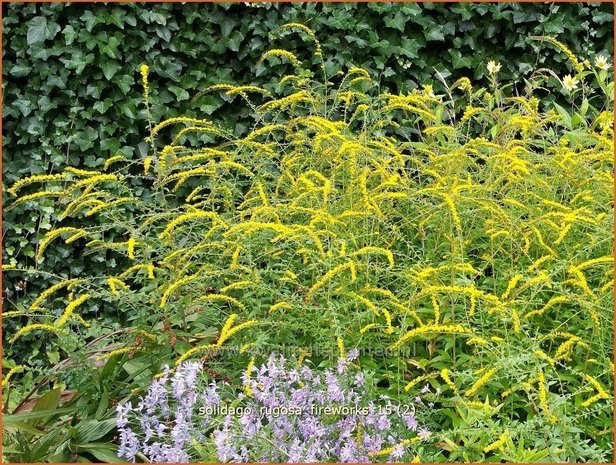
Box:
(117, 352, 432, 462)
(4, 26, 613, 461)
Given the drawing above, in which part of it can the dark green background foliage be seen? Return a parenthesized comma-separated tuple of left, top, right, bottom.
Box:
(2, 2, 613, 307)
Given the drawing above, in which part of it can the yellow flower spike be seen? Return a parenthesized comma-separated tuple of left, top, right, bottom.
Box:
(126, 237, 137, 259)
(9, 324, 68, 343)
(276, 23, 323, 59)
(567, 265, 596, 300)
(36, 227, 87, 261)
(484, 430, 510, 453)
(511, 309, 520, 333)
(391, 324, 469, 349)
(56, 294, 91, 327)
(553, 336, 589, 361)
(297, 348, 311, 366)
(530, 226, 557, 257)
(453, 77, 472, 92)
(431, 295, 440, 324)
(536, 369, 557, 423)
(30, 278, 84, 311)
(581, 374, 610, 407)
(465, 367, 500, 397)
(2, 365, 25, 388)
(144, 157, 152, 174)
(349, 246, 394, 269)
(217, 319, 258, 347)
(501, 274, 523, 300)
(96, 347, 133, 362)
(404, 373, 431, 392)
(244, 357, 256, 397)
(240, 343, 255, 354)
(260, 49, 302, 67)
(369, 437, 424, 458)
(200, 294, 246, 311)
(66, 174, 121, 195)
(305, 260, 357, 301)
(259, 91, 311, 112)
(382, 309, 394, 334)
(440, 369, 459, 394)
(359, 323, 378, 334)
(343, 291, 379, 316)
(525, 296, 568, 319)
(160, 211, 227, 239)
(85, 197, 135, 217)
(220, 281, 252, 294)
(530, 36, 584, 73)
(107, 277, 130, 297)
(132, 329, 156, 341)
(103, 154, 124, 171)
(534, 349, 556, 367)
(466, 336, 489, 346)
(160, 275, 198, 308)
(140, 63, 149, 94)
(336, 337, 346, 359)
(148, 117, 213, 140)
(269, 302, 292, 314)
(527, 254, 553, 272)
(218, 314, 238, 340)
(65, 167, 100, 177)
(8, 173, 69, 197)
(576, 256, 613, 271)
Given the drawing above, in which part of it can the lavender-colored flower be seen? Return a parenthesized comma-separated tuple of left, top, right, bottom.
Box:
(389, 443, 405, 460)
(116, 354, 435, 463)
(339, 440, 360, 462)
(403, 413, 419, 431)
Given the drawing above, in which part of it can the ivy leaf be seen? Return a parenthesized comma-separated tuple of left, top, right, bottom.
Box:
(114, 75, 135, 95)
(385, 11, 407, 32)
(93, 99, 113, 114)
(98, 36, 121, 59)
(10, 63, 32, 77)
(168, 85, 190, 101)
(100, 59, 121, 80)
(79, 10, 104, 33)
(63, 25, 77, 45)
(27, 17, 61, 45)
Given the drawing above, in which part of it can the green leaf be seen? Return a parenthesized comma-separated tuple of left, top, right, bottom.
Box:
(80, 10, 104, 32)
(93, 99, 114, 115)
(4, 407, 78, 426)
(74, 419, 117, 443)
(32, 387, 61, 414)
(552, 102, 573, 129)
(27, 17, 61, 45)
(73, 443, 126, 463)
(63, 25, 77, 45)
(169, 85, 190, 101)
(114, 75, 135, 95)
(385, 11, 407, 32)
(100, 60, 121, 80)
(99, 36, 121, 59)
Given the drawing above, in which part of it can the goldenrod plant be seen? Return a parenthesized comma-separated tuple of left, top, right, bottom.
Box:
(3, 27, 613, 462)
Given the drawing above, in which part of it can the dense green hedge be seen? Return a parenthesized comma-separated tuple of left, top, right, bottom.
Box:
(2, 2, 613, 306)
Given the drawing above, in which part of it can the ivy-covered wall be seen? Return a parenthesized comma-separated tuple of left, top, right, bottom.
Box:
(2, 2, 613, 305)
